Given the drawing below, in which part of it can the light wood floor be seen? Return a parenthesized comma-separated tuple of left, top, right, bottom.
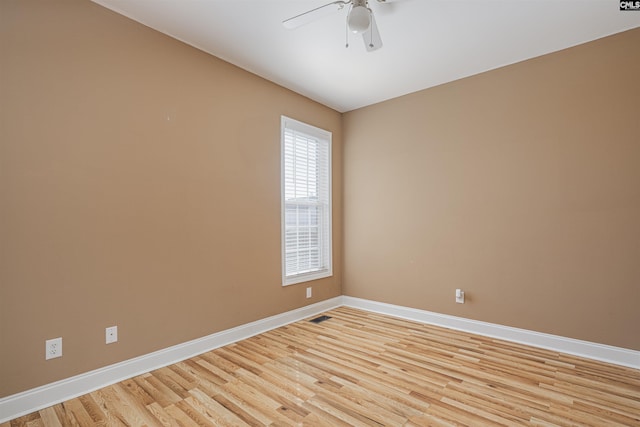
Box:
(4, 307, 640, 426)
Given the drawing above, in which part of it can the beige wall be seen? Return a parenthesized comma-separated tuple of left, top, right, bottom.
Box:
(0, 1, 342, 397)
(343, 28, 640, 351)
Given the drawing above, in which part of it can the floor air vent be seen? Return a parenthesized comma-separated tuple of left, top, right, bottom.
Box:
(309, 315, 332, 324)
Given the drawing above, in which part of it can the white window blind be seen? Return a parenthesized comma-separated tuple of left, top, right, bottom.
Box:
(281, 117, 332, 286)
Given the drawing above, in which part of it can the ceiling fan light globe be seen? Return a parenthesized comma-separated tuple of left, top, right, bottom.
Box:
(348, 6, 370, 34)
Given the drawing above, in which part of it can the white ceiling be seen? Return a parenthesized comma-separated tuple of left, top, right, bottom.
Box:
(92, 0, 639, 112)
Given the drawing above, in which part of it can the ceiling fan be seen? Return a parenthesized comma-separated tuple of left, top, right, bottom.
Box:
(283, 0, 387, 52)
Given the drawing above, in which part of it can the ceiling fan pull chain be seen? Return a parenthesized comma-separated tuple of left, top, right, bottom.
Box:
(345, 19, 350, 48)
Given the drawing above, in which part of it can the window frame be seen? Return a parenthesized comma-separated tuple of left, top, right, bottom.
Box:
(280, 116, 333, 286)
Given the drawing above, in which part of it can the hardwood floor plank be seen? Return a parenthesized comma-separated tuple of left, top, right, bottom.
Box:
(163, 404, 201, 427)
(330, 376, 422, 421)
(146, 402, 181, 427)
(75, 395, 108, 426)
(152, 368, 193, 400)
(440, 383, 532, 424)
(59, 400, 93, 427)
(235, 367, 308, 413)
(7, 307, 640, 426)
(174, 399, 217, 427)
(439, 395, 523, 426)
(119, 379, 155, 408)
(133, 374, 182, 408)
(51, 402, 79, 426)
(219, 379, 293, 425)
(186, 389, 250, 427)
(206, 393, 269, 427)
(36, 408, 62, 427)
(305, 394, 383, 427)
(105, 384, 159, 427)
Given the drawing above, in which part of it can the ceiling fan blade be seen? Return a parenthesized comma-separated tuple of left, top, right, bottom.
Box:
(283, 1, 348, 30)
(363, 11, 383, 51)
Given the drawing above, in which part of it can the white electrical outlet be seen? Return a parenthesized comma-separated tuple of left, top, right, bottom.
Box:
(306, 287, 312, 299)
(455, 289, 465, 304)
(106, 326, 118, 344)
(45, 337, 62, 360)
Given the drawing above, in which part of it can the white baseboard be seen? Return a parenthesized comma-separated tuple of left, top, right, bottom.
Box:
(342, 296, 640, 370)
(0, 297, 342, 423)
(3, 295, 638, 423)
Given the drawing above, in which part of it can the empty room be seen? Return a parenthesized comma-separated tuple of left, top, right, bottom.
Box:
(1, 0, 639, 425)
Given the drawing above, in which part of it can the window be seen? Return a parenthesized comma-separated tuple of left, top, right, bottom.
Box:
(281, 116, 332, 286)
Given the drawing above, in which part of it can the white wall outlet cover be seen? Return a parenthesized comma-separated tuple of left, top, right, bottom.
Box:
(106, 326, 118, 344)
(45, 337, 62, 360)
(306, 287, 312, 298)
